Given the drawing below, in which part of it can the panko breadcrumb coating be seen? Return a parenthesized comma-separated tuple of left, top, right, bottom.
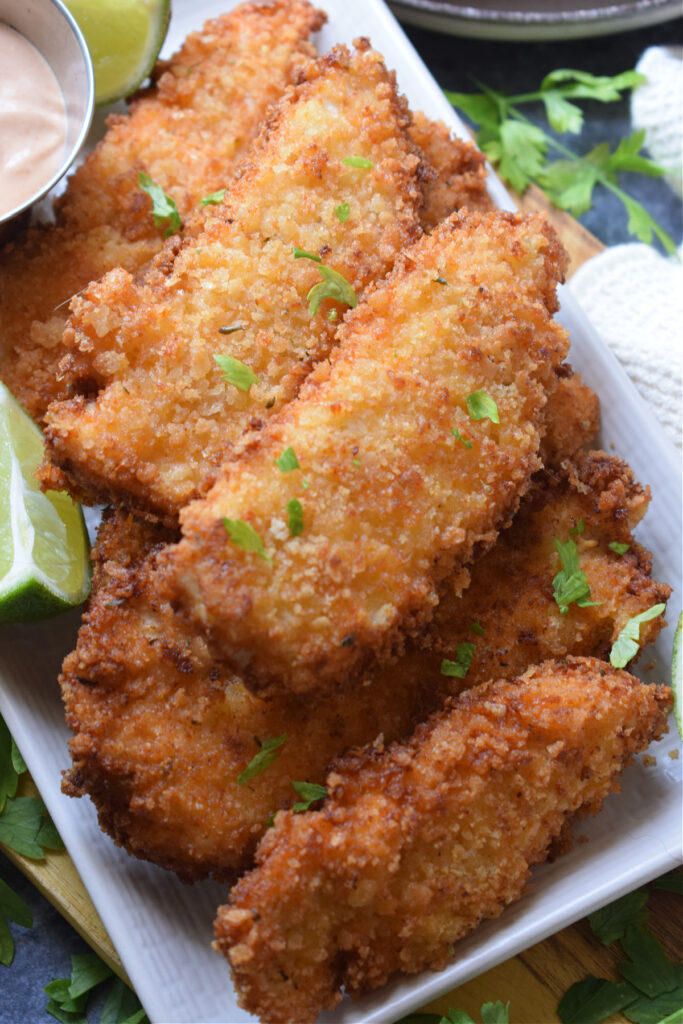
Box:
(0, 0, 326, 422)
(61, 426, 671, 884)
(215, 658, 672, 1024)
(165, 208, 570, 697)
(409, 110, 493, 230)
(42, 41, 423, 522)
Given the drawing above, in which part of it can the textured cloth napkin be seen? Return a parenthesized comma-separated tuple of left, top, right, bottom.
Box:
(568, 46, 682, 451)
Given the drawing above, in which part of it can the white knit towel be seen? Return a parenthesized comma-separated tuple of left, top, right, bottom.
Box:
(569, 46, 682, 451)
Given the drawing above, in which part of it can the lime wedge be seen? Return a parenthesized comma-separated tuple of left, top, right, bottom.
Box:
(65, 0, 171, 106)
(0, 384, 90, 623)
(672, 611, 682, 740)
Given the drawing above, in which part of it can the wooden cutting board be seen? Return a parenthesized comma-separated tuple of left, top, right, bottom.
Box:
(8, 191, 674, 1021)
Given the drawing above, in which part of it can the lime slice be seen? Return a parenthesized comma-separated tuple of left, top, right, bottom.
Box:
(65, 0, 171, 106)
(0, 384, 90, 623)
(672, 611, 682, 740)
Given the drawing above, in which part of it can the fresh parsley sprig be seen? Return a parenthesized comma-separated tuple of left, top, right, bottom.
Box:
(400, 1000, 510, 1024)
(45, 952, 148, 1024)
(0, 876, 31, 967)
(0, 716, 63, 860)
(445, 70, 676, 254)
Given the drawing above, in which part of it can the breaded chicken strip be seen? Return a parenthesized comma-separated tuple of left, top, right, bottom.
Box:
(164, 209, 569, 697)
(42, 42, 422, 521)
(215, 658, 672, 1024)
(0, 0, 326, 422)
(409, 110, 493, 230)
(539, 364, 599, 466)
(62, 436, 670, 883)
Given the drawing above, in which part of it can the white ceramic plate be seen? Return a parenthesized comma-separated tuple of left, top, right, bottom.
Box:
(0, 2, 680, 1022)
(388, 0, 683, 41)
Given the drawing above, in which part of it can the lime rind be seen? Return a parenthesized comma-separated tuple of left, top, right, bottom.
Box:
(671, 611, 682, 740)
(66, 0, 171, 107)
(0, 384, 91, 623)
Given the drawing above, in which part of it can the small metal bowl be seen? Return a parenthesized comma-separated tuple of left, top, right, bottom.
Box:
(0, 0, 94, 237)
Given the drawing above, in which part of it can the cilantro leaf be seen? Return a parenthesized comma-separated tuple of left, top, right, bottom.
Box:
(291, 781, 326, 813)
(609, 542, 630, 555)
(307, 265, 358, 316)
(470, 622, 485, 636)
(452, 427, 473, 450)
(293, 245, 322, 262)
(200, 189, 226, 206)
(275, 447, 300, 473)
(0, 796, 61, 859)
(610, 604, 666, 669)
(0, 716, 20, 812)
(10, 740, 26, 776)
(335, 202, 350, 223)
(618, 924, 681, 998)
(213, 354, 259, 392)
(441, 643, 475, 679)
(623, 978, 683, 1024)
(552, 537, 600, 615)
(480, 1003, 510, 1024)
(342, 156, 373, 168)
(0, 876, 32, 967)
(287, 498, 304, 537)
(588, 889, 648, 945)
(222, 518, 271, 562)
(238, 735, 287, 786)
(558, 975, 639, 1024)
(569, 518, 585, 537)
(100, 978, 148, 1024)
(68, 952, 112, 1000)
(445, 71, 674, 253)
(466, 391, 500, 424)
(138, 173, 182, 237)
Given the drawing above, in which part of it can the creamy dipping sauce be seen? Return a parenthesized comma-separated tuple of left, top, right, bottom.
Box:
(0, 23, 68, 218)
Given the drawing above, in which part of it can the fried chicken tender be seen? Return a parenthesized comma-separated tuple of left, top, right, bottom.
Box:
(164, 209, 570, 697)
(408, 110, 493, 230)
(42, 42, 422, 522)
(539, 363, 599, 466)
(0, 0, 326, 422)
(215, 658, 672, 1024)
(61, 420, 670, 886)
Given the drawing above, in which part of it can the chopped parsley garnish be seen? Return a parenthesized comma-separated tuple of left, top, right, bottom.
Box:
(352, 457, 361, 467)
(328, 309, 338, 323)
(570, 518, 585, 536)
(307, 265, 357, 316)
(342, 156, 373, 168)
(470, 622, 485, 636)
(552, 537, 600, 615)
(275, 446, 300, 473)
(237, 735, 287, 785)
(452, 427, 473, 449)
(218, 323, 246, 335)
(609, 541, 631, 555)
(287, 498, 304, 537)
(293, 245, 321, 262)
(138, 172, 182, 237)
(610, 604, 666, 669)
(214, 353, 259, 392)
(434, 275, 449, 285)
(200, 188, 226, 206)
(466, 390, 500, 424)
(291, 780, 327, 813)
(335, 202, 350, 222)
(222, 518, 271, 561)
(441, 642, 475, 679)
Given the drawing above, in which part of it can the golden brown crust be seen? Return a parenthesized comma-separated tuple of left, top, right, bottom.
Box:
(409, 110, 493, 230)
(165, 209, 569, 696)
(59, 432, 671, 883)
(215, 658, 671, 1024)
(42, 42, 423, 522)
(0, 0, 326, 422)
(541, 364, 600, 465)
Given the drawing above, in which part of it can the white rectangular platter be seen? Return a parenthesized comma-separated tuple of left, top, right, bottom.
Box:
(0, 1, 681, 1021)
